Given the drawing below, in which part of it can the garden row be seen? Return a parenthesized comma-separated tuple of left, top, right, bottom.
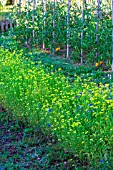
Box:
(0, 48, 113, 168)
(7, 0, 112, 64)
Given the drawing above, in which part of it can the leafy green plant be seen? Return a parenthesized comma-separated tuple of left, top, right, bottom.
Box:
(5, 1, 111, 65)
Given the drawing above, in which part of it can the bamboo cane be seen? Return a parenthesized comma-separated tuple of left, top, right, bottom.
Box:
(18, 0, 21, 15)
(112, 0, 113, 72)
(106, 0, 109, 14)
(32, 0, 36, 39)
(95, 0, 99, 59)
(42, 0, 46, 50)
(81, 0, 86, 63)
(52, 0, 56, 55)
(66, 0, 71, 58)
(25, 0, 30, 46)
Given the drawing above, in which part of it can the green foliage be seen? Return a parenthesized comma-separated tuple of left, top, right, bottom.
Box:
(28, 51, 113, 85)
(0, 48, 113, 168)
(8, 1, 112, 64)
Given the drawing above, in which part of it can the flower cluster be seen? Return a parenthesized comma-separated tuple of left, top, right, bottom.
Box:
(95, 61, 103, 67)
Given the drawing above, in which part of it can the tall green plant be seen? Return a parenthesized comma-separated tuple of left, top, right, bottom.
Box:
(7, 0, 112, 66)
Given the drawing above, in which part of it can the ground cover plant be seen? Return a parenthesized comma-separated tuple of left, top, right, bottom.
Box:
(0, 48, 113, 169)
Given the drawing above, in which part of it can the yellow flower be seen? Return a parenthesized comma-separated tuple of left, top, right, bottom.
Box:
(13, 36, 17, 40)
(58, 68, 62, 71)
(19, 76, 22, 79)
(95, 62, 99, 67)
(71, 122, 81, 127)
(105, 84, 109, 87)
(55, 47, 60, 52)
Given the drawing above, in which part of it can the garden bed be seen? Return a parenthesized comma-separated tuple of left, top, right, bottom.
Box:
(0, 49, 113, 169)
(0, 2, 113, 168)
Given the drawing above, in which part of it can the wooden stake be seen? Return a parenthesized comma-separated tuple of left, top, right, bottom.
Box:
(95, 0, 101, 59)
(52, 0, 56, 55)
(42, 0, 46, 50)
(32, 0, 36, 38)
(112, 0, 113, 72)
(25, 0, 30, 46)
(18, 0, 21, 15)
(66, 0, 71, 59)
(81, 0, 86, 63)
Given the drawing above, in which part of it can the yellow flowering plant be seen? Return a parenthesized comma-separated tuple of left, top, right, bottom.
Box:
(0, 48, 113, 168)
